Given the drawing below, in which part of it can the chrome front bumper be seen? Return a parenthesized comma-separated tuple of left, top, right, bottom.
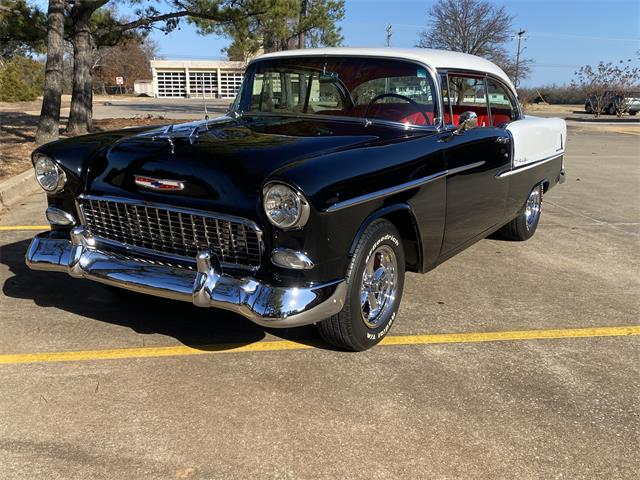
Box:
(25, 227, 346, 328)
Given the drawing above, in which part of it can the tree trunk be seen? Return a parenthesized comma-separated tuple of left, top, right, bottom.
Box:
(297, 0, 308, 49)
(66, 8, 94, 135)
(35, 0, 65, 145)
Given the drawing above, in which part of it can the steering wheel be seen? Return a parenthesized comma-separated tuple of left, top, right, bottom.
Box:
(363, 93, 431, 126)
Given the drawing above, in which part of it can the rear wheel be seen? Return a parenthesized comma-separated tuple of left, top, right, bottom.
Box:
(585, 102, 593, 114)
(495, 185, 542, 241)
(317, 220, 405, 351)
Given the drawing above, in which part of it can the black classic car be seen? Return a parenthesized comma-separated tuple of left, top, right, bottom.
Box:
(26, 48, 567, 351)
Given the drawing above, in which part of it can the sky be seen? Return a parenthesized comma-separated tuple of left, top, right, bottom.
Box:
(68, 0, 640, 87)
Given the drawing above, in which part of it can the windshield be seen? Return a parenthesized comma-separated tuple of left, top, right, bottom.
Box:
(238, 57, 439, 127)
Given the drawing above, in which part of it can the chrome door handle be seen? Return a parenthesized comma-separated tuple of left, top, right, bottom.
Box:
(495, 136, 510, 144)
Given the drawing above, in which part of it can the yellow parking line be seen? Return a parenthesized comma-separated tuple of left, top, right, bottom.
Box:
(0, 225, 49, 231)
(0, 325, 637, 365)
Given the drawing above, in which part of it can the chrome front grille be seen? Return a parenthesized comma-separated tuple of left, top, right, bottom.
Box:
(79, 196, 262, 269)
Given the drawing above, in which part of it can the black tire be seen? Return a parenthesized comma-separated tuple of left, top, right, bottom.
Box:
(629, 111, 637, 116)
(585, 102, 592, 114)
(317, 219, 405, 351)
(495, 185, 543, 241)
(607, 104, 616, 115)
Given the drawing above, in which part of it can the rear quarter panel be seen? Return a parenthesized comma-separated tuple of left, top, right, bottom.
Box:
(507, 115, 566, 167)
(504, 115, 566, 218)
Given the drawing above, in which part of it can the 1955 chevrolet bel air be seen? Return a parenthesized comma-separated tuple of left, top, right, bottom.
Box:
(26, 48, 566, 350)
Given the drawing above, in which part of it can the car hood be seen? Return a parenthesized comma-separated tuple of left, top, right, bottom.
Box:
(84, 116, 408, 220)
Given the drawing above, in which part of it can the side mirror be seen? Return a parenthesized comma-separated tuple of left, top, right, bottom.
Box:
(455, 111, 478, 134)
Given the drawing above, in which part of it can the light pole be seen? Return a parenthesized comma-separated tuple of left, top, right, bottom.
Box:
(514, 29, 526, 88)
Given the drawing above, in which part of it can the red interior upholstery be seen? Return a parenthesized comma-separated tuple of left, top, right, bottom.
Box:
(317, 103, 512, 127)
(445, 105, 489, 127)
(317, 103, 435, 125)
(444, 105, 512, 127)
(489, 108, 513, 126)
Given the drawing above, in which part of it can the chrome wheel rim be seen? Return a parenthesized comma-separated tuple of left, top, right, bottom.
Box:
(360, 245, 398, 328)
(525, 187, 541, 230)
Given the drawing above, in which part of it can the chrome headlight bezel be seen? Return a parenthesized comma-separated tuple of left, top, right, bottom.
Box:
(33, 154, 66, 193)
(262, 182, 310, 230)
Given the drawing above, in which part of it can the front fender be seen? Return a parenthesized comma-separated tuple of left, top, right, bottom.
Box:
(348, 203, 423, 272)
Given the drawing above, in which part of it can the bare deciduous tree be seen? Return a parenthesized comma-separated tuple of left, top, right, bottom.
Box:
(608, 60, 640, 117)
(573, 60, 640, 117)
(416, 0, 530, 82)
(93, 39, 157, 93)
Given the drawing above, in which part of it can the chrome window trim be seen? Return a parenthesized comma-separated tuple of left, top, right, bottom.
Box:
(495, 153, 563, 178)
(76, 194, 265, 271)
(240, 111, 440, 133)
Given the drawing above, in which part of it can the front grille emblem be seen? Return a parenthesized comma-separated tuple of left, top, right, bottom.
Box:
(134, 176, 185, 192)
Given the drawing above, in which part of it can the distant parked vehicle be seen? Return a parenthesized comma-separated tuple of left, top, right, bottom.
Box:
(585, 91, 640, 116)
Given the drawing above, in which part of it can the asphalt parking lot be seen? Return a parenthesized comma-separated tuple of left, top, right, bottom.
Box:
(0, 125, 638, 479)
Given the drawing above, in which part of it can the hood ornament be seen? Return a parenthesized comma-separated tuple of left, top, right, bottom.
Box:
(151, 124, 202, 152)
(152, 125, 175, 153)
(134, 176, 185, 192)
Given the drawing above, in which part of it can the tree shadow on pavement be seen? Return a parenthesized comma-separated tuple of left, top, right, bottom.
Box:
(0, 238, 328, 352)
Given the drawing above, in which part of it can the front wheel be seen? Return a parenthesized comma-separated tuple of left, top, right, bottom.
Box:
(317, 220, 405, 351)
(494, 185, 543, 241)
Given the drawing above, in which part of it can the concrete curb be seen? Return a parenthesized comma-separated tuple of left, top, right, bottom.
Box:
(564, 116, 640, 123)
(0, 169, 40, 210)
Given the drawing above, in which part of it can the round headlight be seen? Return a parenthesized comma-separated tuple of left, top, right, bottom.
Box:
(34, 154, 66, 192)
(263, 183, 310, 229)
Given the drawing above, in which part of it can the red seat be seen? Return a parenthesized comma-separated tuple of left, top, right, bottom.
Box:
(317, 103, 510, 127)
(445, 105, 489, 127)
(444, 105, 512, 127)
(317, 103, 435, 125)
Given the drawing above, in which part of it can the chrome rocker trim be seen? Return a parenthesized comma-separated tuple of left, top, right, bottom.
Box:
(25, 227, 347, 328)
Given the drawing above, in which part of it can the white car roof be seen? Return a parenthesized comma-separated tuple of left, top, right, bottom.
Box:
(253, 47, 515, 92)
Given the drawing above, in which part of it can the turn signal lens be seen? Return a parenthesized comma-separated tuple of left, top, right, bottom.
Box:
(271, 248, 314, 270)
(45, 206, 76, 226)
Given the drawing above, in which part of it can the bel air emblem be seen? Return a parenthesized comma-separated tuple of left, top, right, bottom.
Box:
(134, 176, 185, 191)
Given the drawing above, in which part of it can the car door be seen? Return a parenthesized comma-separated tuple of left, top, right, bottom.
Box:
(439, 73, 512, 255)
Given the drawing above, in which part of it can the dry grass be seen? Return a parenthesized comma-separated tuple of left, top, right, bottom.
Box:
(523, 103, 585, 116)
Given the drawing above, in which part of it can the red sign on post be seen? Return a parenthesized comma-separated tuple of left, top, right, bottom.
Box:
(115, 76, 124, 85)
